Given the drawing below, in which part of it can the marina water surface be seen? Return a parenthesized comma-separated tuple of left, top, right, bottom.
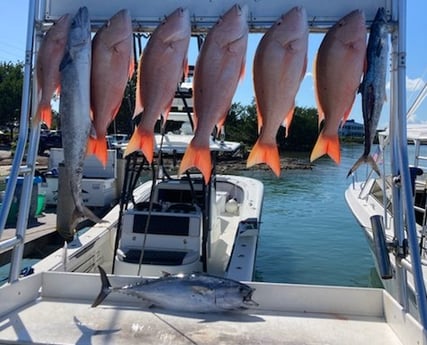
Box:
(250, 143, 380, 287)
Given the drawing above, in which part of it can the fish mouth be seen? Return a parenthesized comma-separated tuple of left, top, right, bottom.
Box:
(73, 7, 89, 26)
(235, 4, 249, 17)
(177, 7, 189, 17)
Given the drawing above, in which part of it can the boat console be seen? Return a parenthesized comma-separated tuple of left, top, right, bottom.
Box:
(114, 179, 206, 276)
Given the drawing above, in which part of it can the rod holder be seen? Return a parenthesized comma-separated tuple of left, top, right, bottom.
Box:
(371, 215, 393, 279)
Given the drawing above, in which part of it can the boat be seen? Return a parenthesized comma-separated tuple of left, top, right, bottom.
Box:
(346, 121, 427, 319)
(40, 147, 120, 208)
(0, 1, 426, 344)
(34, 163, 264, 280)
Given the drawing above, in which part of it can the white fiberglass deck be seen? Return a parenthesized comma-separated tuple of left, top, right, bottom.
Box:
(0, 272, 424, 345)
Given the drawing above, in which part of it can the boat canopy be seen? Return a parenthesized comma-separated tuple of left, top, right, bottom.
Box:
(42, 0, 393, 33)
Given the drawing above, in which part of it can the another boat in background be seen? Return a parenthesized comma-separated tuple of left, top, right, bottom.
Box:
(346, 83, 427, 320)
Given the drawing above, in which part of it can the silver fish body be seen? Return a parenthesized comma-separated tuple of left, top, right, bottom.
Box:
(348, 8, 388, 177)
(92, 266, 257, 313)
(59, 7, 101, 238)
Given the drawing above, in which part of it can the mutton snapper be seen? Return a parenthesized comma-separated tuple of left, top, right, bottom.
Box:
(310, 10, 367, 164)
(92, 266, 258, 313)
(347, 7, 388, 177)
(247, 6, 308, 176)
(124, 8, 191, 163)
(59, 7, 102, 238)
(87, 9, 134, 167)
(33, 13, 71, 129)
(179, 4, 248, 184)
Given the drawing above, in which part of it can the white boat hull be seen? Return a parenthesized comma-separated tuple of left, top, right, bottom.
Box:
(345, 180, 426, 319)
(33, 174, 263, 282)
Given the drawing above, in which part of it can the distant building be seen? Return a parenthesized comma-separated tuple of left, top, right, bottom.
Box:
(339, 119, 364, 138)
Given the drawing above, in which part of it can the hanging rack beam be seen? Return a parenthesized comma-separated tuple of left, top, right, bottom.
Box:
(42, 0, 393, 33)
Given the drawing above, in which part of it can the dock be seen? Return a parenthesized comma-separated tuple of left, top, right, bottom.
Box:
(0, 212, 57, 252)
(0, 210, 64, 266)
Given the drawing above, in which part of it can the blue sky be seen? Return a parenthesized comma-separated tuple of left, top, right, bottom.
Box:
(1, 0, 426, 128)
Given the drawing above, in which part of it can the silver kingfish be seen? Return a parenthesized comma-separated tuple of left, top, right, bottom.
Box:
(347, 7, 388, 177)
(59, 7, 102, 238)
(92, 266, 258, 313)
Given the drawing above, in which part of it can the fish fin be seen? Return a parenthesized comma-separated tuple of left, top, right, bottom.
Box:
(183, 57, 189, 79)
(54, 84, 61, 98)
(128, 54, 135, 79)
(124, 127, 154, 163)
(341, 95, 355, 126)
(87, 135, 108, 167)
(162, 100, 173, 124)
(282, 106, 295, 138)
(161, 271, 172, 277)
(300, 54, 308, 83)
(92, 265, 112, 307)
(192, 285, 214, 295)
(216, 110, 229, 135)
(363, 55, 368, 75)
(347, 155, 381, 177)
(313, 53, 324, 127)
(255, 104, 263, 134)
(70, 205, 104, 232)
(179, 141, 212, 184)
(246, 140, 281, 177)
(33, 104, 52, 128)
(133, 53, 143, 117)
(239, 56, 246, 82)
(59, 51, 72, 72)
(310, 131, 341, 164)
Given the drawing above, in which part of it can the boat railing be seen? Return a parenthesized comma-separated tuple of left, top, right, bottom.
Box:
(0, 1, 39, 283)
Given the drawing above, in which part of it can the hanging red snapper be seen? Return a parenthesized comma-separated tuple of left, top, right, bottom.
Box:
(247, 6, 308, 176)
(33, 14, 71, 128)
(87, 9, 134, 167)
(124, 8, 191, 162)
(310, 10, 367, 164)
(179, 4, 249, 184)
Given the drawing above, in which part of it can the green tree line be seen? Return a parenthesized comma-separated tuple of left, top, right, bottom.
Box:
(0, 62, 23, 125)
(0, 61, 319, 151)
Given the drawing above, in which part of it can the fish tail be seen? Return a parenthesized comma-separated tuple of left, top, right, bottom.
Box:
(179, 142, 212, 184)
(347, 154, 381, 177)
(70, 205, 103, 232)
(92, 265, 112, 307)
(310, 132, 341, 164)
(124, 127, 154, 163)
(33, 104, 52, 128)
(246, 140, 281, 177)
(87, 135, 108, 167)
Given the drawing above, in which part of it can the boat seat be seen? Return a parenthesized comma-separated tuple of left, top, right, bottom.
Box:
(166, 203, 198, 213)
(118, 210, 202, 259)
(134, 201, 163, 212)
(118, 248, 199, 266)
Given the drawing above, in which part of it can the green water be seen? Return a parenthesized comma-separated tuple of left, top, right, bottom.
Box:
(246, 143, 380, 287)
